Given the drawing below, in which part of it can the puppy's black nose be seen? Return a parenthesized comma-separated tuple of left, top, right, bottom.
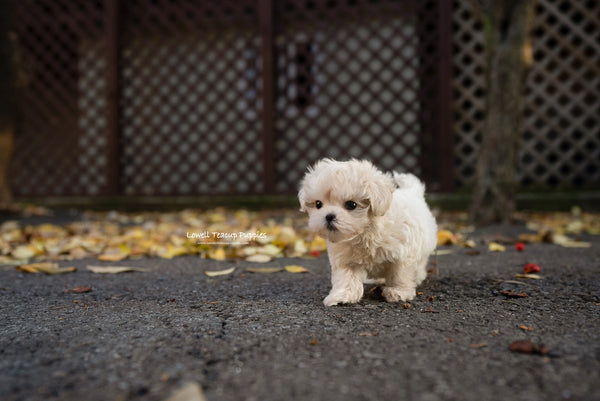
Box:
(326, 214, 336, 222)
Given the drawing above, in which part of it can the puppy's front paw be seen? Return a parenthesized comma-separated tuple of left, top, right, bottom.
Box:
(382, 286, 416, 302)
(323, 289, 362, 306)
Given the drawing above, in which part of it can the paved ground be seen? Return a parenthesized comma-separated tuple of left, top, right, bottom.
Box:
(1, 221, 599, 401)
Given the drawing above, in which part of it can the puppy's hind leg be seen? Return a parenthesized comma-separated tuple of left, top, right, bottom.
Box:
(323, 266, 366, 306)
(382, 262, 419, 302)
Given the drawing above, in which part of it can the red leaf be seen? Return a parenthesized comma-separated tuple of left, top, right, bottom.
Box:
(523, 263, 540, 274)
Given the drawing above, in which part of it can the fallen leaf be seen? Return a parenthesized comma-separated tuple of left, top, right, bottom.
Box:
(204, 267, 236, 277)
(437, 230, 456, 246)
(245, 254, 272, 263)
(553, 234, 591, 248)
(308, 338, 319, 346)
(65, 286, 92, 294)
(421, 307, 439, 313)
(285, 265, 308, 273)
(359, 332, 379, 336)
(246, 267, 284, 273)
(466, 250, 480, 256)
(16, 263, 77, 275)
(469, 343, 488, 348)
(86, 265, 150, 274)
(500, 290, 529, 298)
(488, 242, 506, 252)
(523, 263, 541, 274)
(462, 239, 476, 248)
(514, 273, 542, 280)
(509, 340, 549, 355)
(208, 247, 227, 261)
(433, 249, 453, 256)
(12, 245, 37, 260)
(164, 382, 207, 401)
(519, 325, 534, 331)
(518, 233, 541, 243)
(310, 236, 327, 252)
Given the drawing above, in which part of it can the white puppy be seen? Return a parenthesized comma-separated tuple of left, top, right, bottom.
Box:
(298, 158, 438, 306)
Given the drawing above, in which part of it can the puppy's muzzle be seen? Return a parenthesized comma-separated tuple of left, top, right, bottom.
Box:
(325, 214, 337, 231)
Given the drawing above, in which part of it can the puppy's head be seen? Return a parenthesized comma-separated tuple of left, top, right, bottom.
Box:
(298, 158, 396, 242)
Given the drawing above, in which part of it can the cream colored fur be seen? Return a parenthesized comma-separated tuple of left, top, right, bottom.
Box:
(298, 159, 438, 306)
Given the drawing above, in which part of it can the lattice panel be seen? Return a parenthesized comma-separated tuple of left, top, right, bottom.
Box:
(11, 1, 108, 196)
(120, 0, 264, 195)
(272, 0, 436, 193)
(452, 0, 600, 188)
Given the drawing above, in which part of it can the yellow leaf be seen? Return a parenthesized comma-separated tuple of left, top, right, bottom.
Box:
(285, 265, 308, 273)
(514, 273, 542, 280)
(310, 236, 327, 252)
(518, 233, 542, 243)
(12, 245, 36, 260)
(204, 267, 236, 277)
(246, 254, 272, 263)
(462, 239, 476, 248)
(437, 230, 456, 246)
(433, 249, 453, 256)
(86, 265, 151, 274)
(488, 242, 506, 252)
(257, 244, 282, 257)
(246, 267, 284, 273)
(553, 234, 591, 248)
(98, 253, 127, 262)
(16, 263, 77, 275)
(293, 239, 307, 255)
(98, 246, 128, 261)
(208, 247, 226, 261)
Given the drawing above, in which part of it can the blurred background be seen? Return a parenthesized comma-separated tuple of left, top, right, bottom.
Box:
(0, 0, 598, 210)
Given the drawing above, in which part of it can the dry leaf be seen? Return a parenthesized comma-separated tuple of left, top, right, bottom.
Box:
(285, 265, 308, 273)
(469, 343, 488, 348)
(433, 249, 453, 256)
(519, 325, 534, 331)
(509, 340, 549, 355)
(488, 242, 506, 252)
(500, 290, 529, 298)
(437, 230, 456, 246)
(204, 267, 235, 277)
(310, 236, 327, 252)
(208, 247, 227, 261)
(65, 286, 92, 294)
(86, 265, 150, 274)
(246, 254, 272, 263)
(246, 267, 284, 273)
(359, 332, 379, 336)
(16, 263, 77, 275)
(164, 382, 207, 401)
(514, 273, 542, 280)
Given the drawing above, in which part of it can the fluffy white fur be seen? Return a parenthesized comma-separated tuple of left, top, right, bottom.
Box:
(298, 158, 438, 306)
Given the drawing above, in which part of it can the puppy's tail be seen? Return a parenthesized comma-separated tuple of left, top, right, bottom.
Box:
(392, 172, 425, 197)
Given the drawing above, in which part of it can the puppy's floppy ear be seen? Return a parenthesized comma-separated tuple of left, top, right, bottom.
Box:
(298, 186, 307, 212)
(367, 173, 396, 216)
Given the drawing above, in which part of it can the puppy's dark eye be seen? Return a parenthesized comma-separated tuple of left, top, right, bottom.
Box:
(345, 201, 357, 210)
(315, 200, 323, 209)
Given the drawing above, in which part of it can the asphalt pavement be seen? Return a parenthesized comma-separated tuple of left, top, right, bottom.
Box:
(1, 224, 599, 401)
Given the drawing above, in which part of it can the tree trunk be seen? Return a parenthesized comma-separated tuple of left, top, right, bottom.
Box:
(469, 0, 536, 225)
(0, 0, 15, 207)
